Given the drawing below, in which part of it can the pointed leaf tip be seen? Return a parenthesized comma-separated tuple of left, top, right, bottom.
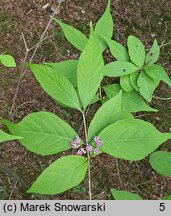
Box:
(127, 35, 145, 68)
(27, 156, 88, 195)
(52, 17, 88, 51)
(2, 112, 79, 156)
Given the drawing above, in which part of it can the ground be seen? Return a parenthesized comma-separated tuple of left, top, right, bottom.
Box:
(0, 0, 171, 200)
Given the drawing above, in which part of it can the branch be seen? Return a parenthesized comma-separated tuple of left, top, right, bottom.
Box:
(9, 2, 62, 119)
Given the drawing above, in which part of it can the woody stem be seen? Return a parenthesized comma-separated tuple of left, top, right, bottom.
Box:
(82, 112, 92, 200)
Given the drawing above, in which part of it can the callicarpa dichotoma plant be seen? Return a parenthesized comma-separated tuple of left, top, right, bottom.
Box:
(1, 0, 171, 200)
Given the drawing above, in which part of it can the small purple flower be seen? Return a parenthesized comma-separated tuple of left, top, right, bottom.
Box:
(94, 136, 99, 142)
(77, 150, 83, 156)
(75, 136, 80, 143)
(96, 140, 103, 147)
(86, 144, 93, 152)
(71, 140, 76, 145)
(94, 148, 100, 154)
(71, 136, 80, 149)
(94, 136, 103, 147)
(72, 144, 79, 149)
(71, 141, 80, 149)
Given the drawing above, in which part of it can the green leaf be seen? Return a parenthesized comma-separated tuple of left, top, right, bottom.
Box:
(77, 38, 104, 110)
(149, 151, 171, 177)
(1, 112, 78, 156)
(28, 63, 81, 111)
(127, 35, 145, 68)
(104, 84, 121, 97)
(111, 189, 143, 200)
(0, 129, 23, 144)
(94, 0, 113, 52)
(161, 195, 171, 200)
(28, 155, 88, 195)
(89, 95, 99, 105)
(121, 91, 157, 112)
(145, 64, 171, 87)
(104, 61, 139, 77)
(103, 84, 157, 112)
(137, 71, 159, 102)
(0, 54, 16, 67)
(107, 39, 129, 61)
(88, 91, 133, 142)
(121, 90, 158, 112)
(94, 34, 108, 52)
(98, 119, 171, 160)
(45, 60, 78, 87)
(52, 18, 88, 51)
(146, 39, 160, 65)
(129, 72, 139, 91)
(120, 75, 134, 92)
(95, 0, 113, 39)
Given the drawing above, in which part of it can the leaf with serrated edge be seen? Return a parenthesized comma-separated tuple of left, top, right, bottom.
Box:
(146, 39, 160, 65)
(0, 129, 23, 144)
(52, 18, 88, 51)
(28, 156, 88, 195)
(137, 71, 159, 102)
(28, 63, 81, 111)
(1, 112, 78, 156)
(127, 35, 145, 68)
(120, 75, 134, 92)
(0, 54, 16, 67)
(77, 38, 104, 110)
(111, 189, 142, 200)
(145, 64, 171, 87)
(45, 60, 78, 87)
(104, 61, 139, 77)
(88, 91, 133, 142)
(149, 151, 171, 177)
(98, 119, 171, 161)
(103, 84, 157, 112)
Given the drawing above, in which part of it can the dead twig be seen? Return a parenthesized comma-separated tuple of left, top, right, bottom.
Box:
(9, 180, 18, 200)
(115, 158, 122, 187)
(0, 163, 49, 199)
(12, 100, 37, 115)
(9, 2, 62, 119)
(153, 95, 171, 100)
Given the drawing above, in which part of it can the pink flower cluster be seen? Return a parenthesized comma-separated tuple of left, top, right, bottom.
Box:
(70, 136, 102, 156)
(71, 136, 80, 149)
(94, 136, 103, 147)
(86, 144, 93, 152)
(77, 149, 83, 156)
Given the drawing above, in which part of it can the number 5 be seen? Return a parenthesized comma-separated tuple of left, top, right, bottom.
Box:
(159, 203, 165, 211)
